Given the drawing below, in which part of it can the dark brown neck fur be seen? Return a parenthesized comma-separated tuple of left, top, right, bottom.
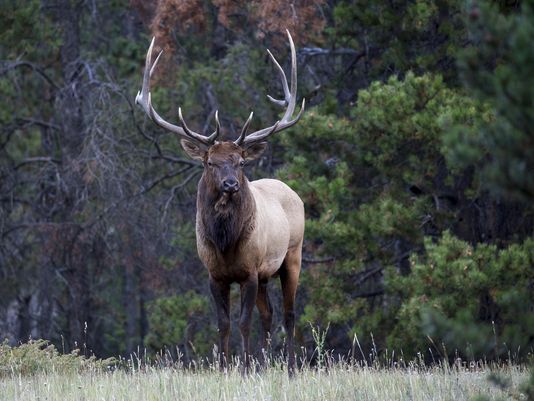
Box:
(197, 174, 255, 254)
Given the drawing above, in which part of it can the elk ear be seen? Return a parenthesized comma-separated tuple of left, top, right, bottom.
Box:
(243, 142, 268, 161)
(180, 139, 206, 161)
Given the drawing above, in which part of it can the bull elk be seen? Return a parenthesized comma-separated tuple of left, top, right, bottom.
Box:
(136, 31, 305, 375)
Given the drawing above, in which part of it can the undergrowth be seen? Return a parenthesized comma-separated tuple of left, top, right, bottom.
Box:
(0, 339, 115, 377)
(0, 337, 531, 401)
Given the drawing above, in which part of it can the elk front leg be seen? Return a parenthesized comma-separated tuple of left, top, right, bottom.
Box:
(239, 274, 258, 374)
(209, 276, 231, 371)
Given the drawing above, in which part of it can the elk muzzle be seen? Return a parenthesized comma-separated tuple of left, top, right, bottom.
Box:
(222, 177, 240, 193)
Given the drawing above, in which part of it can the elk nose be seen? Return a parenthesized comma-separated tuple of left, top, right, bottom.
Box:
(222, 178, 239, 193)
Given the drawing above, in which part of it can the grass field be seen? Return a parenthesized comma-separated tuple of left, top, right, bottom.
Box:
(0, 362, 527, 401)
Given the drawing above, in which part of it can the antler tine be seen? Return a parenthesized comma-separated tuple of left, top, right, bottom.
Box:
(135, 38, 158, 114)
(234, 112, 254, 145)
(286, 29, 298, 122)
(240, 98, 305, 144)
(206, 110, 221, 143)
(135, 38, 216, 147)
(241, 30, 305, 146)
(266, 49, 290, 107)
(178, 107, 197, 138)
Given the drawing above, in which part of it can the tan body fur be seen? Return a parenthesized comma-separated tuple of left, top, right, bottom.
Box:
(196, 178, 304, 282)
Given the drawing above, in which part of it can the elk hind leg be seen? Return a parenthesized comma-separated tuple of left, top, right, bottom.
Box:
(255, 278, 273, 365)
(280, 242, 302, 377)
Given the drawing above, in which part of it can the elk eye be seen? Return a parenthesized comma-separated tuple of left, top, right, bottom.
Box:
(239, 160, 245, 167)
(207, 161, 213, 167)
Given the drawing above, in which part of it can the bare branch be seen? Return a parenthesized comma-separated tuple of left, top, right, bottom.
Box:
(14, 157, 60, 170)
(0, 61, 60, 89)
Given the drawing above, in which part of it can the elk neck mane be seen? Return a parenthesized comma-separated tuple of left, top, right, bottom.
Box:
(197, 175, 255, 253)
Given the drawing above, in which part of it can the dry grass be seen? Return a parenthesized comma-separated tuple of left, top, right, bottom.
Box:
(0, 361, 527, 401)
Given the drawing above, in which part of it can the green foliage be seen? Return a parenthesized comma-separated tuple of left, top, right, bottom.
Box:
(354, 73, 486, 186)
(167, 222, 198, 268)
(388, 231, 534, 360)
(0, 0, 59, 156)
(0, 339, 115, 377)
(0, 0, 59, 61)
(144, 292, 213, 356)
(107, 36, 150, 79)
(453, 1, 534, 200)
(279, 73, 485, 349)
(327, 0, 467, 81)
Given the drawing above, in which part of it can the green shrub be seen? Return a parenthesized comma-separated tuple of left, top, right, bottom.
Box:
(144, 291, 213, 358)
(387, 232, 534, 360)
(277, 73, 486, 351)
(0, 339, 115, 377)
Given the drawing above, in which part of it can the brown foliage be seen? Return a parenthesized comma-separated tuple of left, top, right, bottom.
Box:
(212, 0, 327, 45)
(151, 0, 207, 53)
(249, 0, 326, 45)
(133, 0, 326, 54)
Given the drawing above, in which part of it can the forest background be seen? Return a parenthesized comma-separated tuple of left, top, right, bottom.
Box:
(0, 0, 532, 364)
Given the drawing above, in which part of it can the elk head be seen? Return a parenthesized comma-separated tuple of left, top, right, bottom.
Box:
(135, 30, 305, 198)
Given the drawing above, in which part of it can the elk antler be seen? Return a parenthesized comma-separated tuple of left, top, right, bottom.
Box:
(235, 30, 305, 147)
(135, 38, 220, 146)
